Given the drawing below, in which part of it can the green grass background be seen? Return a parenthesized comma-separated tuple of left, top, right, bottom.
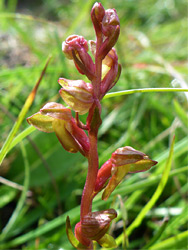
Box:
(0, 0, 187, 249)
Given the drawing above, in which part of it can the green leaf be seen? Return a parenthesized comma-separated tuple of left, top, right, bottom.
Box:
(0, 56, 51, 166)
(173, 99, 188, 128)
(149, 231, 188, 250)
(104, 88, 188, 99)
(141, 218, 169, 249)
(8, 126, 36, 153)
(0, 186, 17, 208)
(0, 141, 30, 241)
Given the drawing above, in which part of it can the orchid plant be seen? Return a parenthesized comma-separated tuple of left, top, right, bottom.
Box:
(27, 3, 157, 249)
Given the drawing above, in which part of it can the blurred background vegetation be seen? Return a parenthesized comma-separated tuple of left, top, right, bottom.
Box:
(0, 0, 187, 249)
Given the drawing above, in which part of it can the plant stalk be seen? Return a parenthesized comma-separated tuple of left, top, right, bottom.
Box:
(80, 31, 103, 222)
(80, 131, 99, 221)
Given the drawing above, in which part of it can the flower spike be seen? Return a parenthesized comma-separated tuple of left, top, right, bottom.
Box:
(26, 3, 159, 250)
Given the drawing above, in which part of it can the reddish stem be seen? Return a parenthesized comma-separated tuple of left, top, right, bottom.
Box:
(80, 31, 103, 221)
(93, 34, 103, 99)
(80, 130, 99, 221)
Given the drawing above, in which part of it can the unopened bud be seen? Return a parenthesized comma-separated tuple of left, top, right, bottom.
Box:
(92, 2, 105, 23)
(102, 9, 120, 37)
(62, 35, 88, 60)
(91, 2, 105, 35)
(62, 35, 95, 80)
(80, 209, 117, 241)
(59, 78, 94, 114)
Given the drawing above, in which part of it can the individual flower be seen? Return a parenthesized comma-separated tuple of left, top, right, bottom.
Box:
(62, 35, 89, 60)
(62, 35, 95, 80)
(100, 48, 121, 98)
(94, 146, 157, 199)
(102, 9, 120, 37)
(75, 209, 117, 248)
(27, 102, 89, 156)
(91, 2, 105, 35)
(58, 78, 94, 114)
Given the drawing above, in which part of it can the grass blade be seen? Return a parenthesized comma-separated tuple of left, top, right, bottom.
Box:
(104, 88, 188, 99)
(149, 230, 188, 250)
(0, 141, 30, 241)
(0, 56, 51, 166)
(0, 164, 187, 249)
(141, 218, 169, 249)
(8, 126, 36, 153)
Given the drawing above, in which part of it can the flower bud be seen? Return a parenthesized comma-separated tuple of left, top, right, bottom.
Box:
(91, 2, 105, 35)
(102, 146, 157, 200)
(102, 9, 120, 37)
(62, 35, 95, 80)
(62, 35, 88, 60)
(99, 25, 120, 60)
(91, 2, 105, 23)
(59, 78, 94, 114)
(76, 209, 117, 242)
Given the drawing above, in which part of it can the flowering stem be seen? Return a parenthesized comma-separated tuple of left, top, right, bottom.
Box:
(80, 28, 104, 222)
(94, 35, 103, 99)
(80, 128, 99, 221)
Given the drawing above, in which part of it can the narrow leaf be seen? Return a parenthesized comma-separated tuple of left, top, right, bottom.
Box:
(149, 230, 188, 250)
(0, 56, 51, 166)
(0, 141, 30, 241)
(104, 88, 188, 99)
(173, 99, 188, 128)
